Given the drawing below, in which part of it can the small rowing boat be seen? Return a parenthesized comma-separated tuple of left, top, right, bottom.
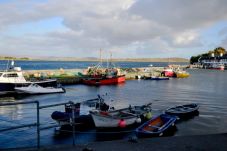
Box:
(165, 103, 199, 117)
(135, 114, 177, 137)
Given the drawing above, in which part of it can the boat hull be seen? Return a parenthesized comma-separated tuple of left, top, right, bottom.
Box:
(83, 75, 125, 85)
(51, 111, 95, 128)
(136, 114, 177, 137)
(0, 79, 57, 94)
(15, 87, 65, 94)
(90, 110, 138, 128)
(163, 71, 176, 77)
(145, 77, 169, 80)
(176, 73, 190, 78)
(209, 67, 225, 70)
(165, 103, 199, 118)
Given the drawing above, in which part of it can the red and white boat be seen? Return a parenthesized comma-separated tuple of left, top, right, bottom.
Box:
(162, 66, 176, 77)
(83, 75, 125, 85)
(82, 51, 126, 86)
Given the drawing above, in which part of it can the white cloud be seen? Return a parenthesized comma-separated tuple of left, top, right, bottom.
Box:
(0, 0, 227, 58)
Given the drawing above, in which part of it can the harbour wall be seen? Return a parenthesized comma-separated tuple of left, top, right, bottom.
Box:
(22, 65, 188, 84)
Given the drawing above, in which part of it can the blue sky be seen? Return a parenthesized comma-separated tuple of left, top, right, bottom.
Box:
(0, 0, 227, 59)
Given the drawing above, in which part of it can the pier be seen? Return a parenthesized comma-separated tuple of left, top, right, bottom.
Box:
(22, 65, 188, 84)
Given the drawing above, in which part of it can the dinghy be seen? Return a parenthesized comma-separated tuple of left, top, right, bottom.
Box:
(165, 103, 199, 117)
(135, 114, 177, 137)
(14, 83, 65, 94)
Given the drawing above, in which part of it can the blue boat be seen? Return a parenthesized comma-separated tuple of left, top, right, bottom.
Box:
(51, 95, 111, 129)
(144, 76, 169, 80)
(135, 114, 177, 137)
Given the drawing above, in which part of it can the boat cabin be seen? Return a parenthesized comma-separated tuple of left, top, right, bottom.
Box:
(0, 69, 27, 83)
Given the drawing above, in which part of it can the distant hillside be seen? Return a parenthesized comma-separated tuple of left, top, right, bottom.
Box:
(0, 56, 188, 62)
(33, 57, 189, 62)
(111, 58, 189, 62)
(0, 56, 30, 60)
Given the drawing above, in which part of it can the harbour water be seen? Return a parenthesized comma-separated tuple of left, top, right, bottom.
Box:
(0, 60, 187, 70)
(0, 62, 227, 149)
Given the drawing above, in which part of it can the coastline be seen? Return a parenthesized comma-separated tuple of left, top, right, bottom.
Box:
(0, 58, 189, 63)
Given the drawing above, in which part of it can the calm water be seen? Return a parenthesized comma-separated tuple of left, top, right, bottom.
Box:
(0, 67, 227, 148)
(0, 60, 187, 70)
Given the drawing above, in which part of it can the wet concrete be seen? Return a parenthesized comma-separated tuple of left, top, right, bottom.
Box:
(7, 133, 227, 151)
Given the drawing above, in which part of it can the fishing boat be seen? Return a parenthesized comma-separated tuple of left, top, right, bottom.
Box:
(0, 60, 57, 94)
(135, 114, 177, 137)
(51, 95, 112, 128)
(165, 103, 199, 117)
(82, 50, 126, 86)
(14, 83, 65, 94)
(89, 103, 153, 128)
(90, 109, 139, 128)
(144, 76, 169, 80)
(83, 74, 125, 85)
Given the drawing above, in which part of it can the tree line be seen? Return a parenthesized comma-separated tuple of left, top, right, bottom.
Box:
(0, 56, 30, 60)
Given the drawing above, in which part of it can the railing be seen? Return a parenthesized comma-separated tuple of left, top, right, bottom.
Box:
(0, 100, 74, 149)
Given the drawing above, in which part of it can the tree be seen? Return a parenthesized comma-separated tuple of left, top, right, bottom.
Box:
(190, 55, 201, 64)
(208, 50, 214, 57)
(214, 47, 226, 56)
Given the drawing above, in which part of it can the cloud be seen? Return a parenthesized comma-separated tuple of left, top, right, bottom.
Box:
(0, 0, 227, 58)
(129, 0, 227, 31)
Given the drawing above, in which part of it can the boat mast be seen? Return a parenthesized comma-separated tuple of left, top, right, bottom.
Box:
(110, 51, 113, 68)
(100, 48, 102, 67)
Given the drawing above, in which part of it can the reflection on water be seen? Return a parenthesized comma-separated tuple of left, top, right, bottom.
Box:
(0, 69, 227, 148)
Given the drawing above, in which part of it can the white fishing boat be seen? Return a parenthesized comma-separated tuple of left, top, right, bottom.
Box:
(14, 83, 65, 94)
(89, 104, 152, 128)
(90, 109, 139, 128)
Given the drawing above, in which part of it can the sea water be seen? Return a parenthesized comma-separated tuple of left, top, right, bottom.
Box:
(0, 62, 227, 149)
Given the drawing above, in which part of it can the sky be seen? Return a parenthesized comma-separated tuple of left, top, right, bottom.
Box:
(1, 0, 227, 59)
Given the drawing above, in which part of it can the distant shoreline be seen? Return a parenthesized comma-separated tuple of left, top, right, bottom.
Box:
(0, 57, 189, 63)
